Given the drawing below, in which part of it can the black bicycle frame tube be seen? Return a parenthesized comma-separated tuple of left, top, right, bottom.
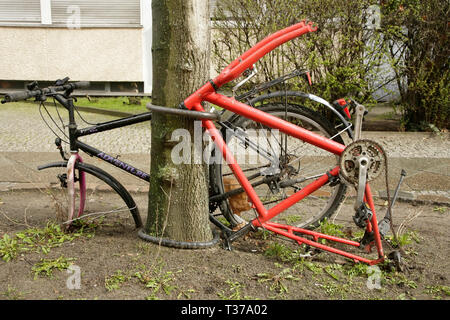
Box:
(76, 112, 152, 137)
(76, 141, 150, 182)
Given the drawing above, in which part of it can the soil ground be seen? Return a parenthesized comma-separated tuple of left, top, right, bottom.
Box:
(0, 189, 448, 301)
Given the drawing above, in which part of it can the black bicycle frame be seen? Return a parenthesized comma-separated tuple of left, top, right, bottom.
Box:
(54, 94, 152, 182)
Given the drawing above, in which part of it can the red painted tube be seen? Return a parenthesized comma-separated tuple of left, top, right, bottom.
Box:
(261, 222, 374, 264)
(200, 116, 268, 218)
(263, 221, 361, 247)
(205, 92, 345, 156)
(365, 184, 384, 258)
(223, 20, 308, 74)
(262, 167, 340, 223)
(215, 23, 317, 86)
(184, 21, 317, 108)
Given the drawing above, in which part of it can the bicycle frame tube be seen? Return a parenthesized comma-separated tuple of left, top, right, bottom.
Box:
(206, 93, 345, 156)
(76, 112, 152, 137)
(76, 141, 150, 182)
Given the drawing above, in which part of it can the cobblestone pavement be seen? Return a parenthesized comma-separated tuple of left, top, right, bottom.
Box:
(0, 103, 151, 154)
(0, 102, 449, 204)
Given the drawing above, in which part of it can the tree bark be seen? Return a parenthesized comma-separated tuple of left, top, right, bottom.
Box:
(146, 0, 212, 242)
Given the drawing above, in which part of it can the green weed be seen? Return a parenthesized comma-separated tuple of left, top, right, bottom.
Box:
(105, 270, 129, 292)
(303, 261, 323, 275)
(344, 263, 368, 278)
(387, 230, 420, 247)
(263, 242, 305, 263)
(32, 256, 75, 279)
(133, 263, 189, 299)
(424, 285, 450, 299)
(282, 215, 302, 225)
(0, 234, 25, 262)
(2, 286, 27, 300)
(324, 264, 343, 281)
(319, 218, 345, 238)
(433, 206, 447, 214)
(217, 280, 254, 300)
(256, 265, 300, 294)
(385, 272, 418, 289)
(0, 222, 95, 262)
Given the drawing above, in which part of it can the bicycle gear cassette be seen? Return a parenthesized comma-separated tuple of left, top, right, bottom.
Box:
(339, 139, 386, 185)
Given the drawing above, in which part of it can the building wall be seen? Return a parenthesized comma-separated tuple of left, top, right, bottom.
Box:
(0, 26, 143, 82)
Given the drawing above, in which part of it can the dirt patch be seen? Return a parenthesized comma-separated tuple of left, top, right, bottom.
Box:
(0, 189, 448, 301)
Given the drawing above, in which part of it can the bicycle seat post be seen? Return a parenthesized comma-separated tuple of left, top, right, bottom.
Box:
(353, 103, 366, 141)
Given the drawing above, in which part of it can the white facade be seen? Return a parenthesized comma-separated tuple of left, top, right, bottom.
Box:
(0, 0, 152, 93)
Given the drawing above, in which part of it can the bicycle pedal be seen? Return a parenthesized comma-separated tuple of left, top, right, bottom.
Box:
(353, 203, 373, 228)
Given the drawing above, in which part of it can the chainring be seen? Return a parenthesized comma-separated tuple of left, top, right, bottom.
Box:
(339, 139, 386, 185)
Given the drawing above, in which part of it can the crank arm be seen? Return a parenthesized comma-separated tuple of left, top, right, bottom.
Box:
(354, 156, 369, 210)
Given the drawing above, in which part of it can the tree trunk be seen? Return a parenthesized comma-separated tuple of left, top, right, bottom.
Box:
(146, 0, 212, 242)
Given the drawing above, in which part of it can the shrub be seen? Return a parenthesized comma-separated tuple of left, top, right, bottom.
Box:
(212, 0, 395, 104)
(212, 0, 449, 129)
(381, 0, 449, 129)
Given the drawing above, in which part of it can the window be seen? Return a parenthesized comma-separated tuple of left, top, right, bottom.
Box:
(0, 0, 141, 27)
(0, 0, 41, 25)
(51, 0, 141, 27)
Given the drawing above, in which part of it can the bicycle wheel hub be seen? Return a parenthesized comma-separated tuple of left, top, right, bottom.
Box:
(339, 139, 386, 185)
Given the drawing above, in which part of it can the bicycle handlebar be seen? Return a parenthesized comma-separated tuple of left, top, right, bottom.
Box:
(1, 81, 90, 104)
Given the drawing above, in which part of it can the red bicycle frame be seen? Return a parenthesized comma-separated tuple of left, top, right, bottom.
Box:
(183, 21, 384, 265)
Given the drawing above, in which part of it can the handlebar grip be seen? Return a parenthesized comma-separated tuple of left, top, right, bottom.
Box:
(2, 90, 36, 103)
(71, 81, 90, 90)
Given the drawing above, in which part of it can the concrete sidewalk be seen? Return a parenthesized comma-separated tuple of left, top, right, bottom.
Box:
(0, 148, 449, 206)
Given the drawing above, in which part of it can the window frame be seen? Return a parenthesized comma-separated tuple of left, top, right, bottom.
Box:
(0, 0, 143, 28)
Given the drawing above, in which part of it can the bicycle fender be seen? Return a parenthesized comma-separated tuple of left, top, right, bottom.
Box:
(37, 161, 68, 170)
(246, 90, 354, 139)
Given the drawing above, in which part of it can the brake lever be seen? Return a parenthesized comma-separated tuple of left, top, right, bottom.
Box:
(55, 77, 70, 86)
(26, 81, 39, 91)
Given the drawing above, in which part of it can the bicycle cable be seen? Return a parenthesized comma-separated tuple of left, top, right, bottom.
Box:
(73, 105, 98, 126)
(53, 97, 66, 132)
(39, 101, 69, 144)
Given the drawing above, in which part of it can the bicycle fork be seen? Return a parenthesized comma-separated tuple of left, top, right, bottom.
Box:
(66, 152, 86, 226)
(65, 97, 86, 226)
